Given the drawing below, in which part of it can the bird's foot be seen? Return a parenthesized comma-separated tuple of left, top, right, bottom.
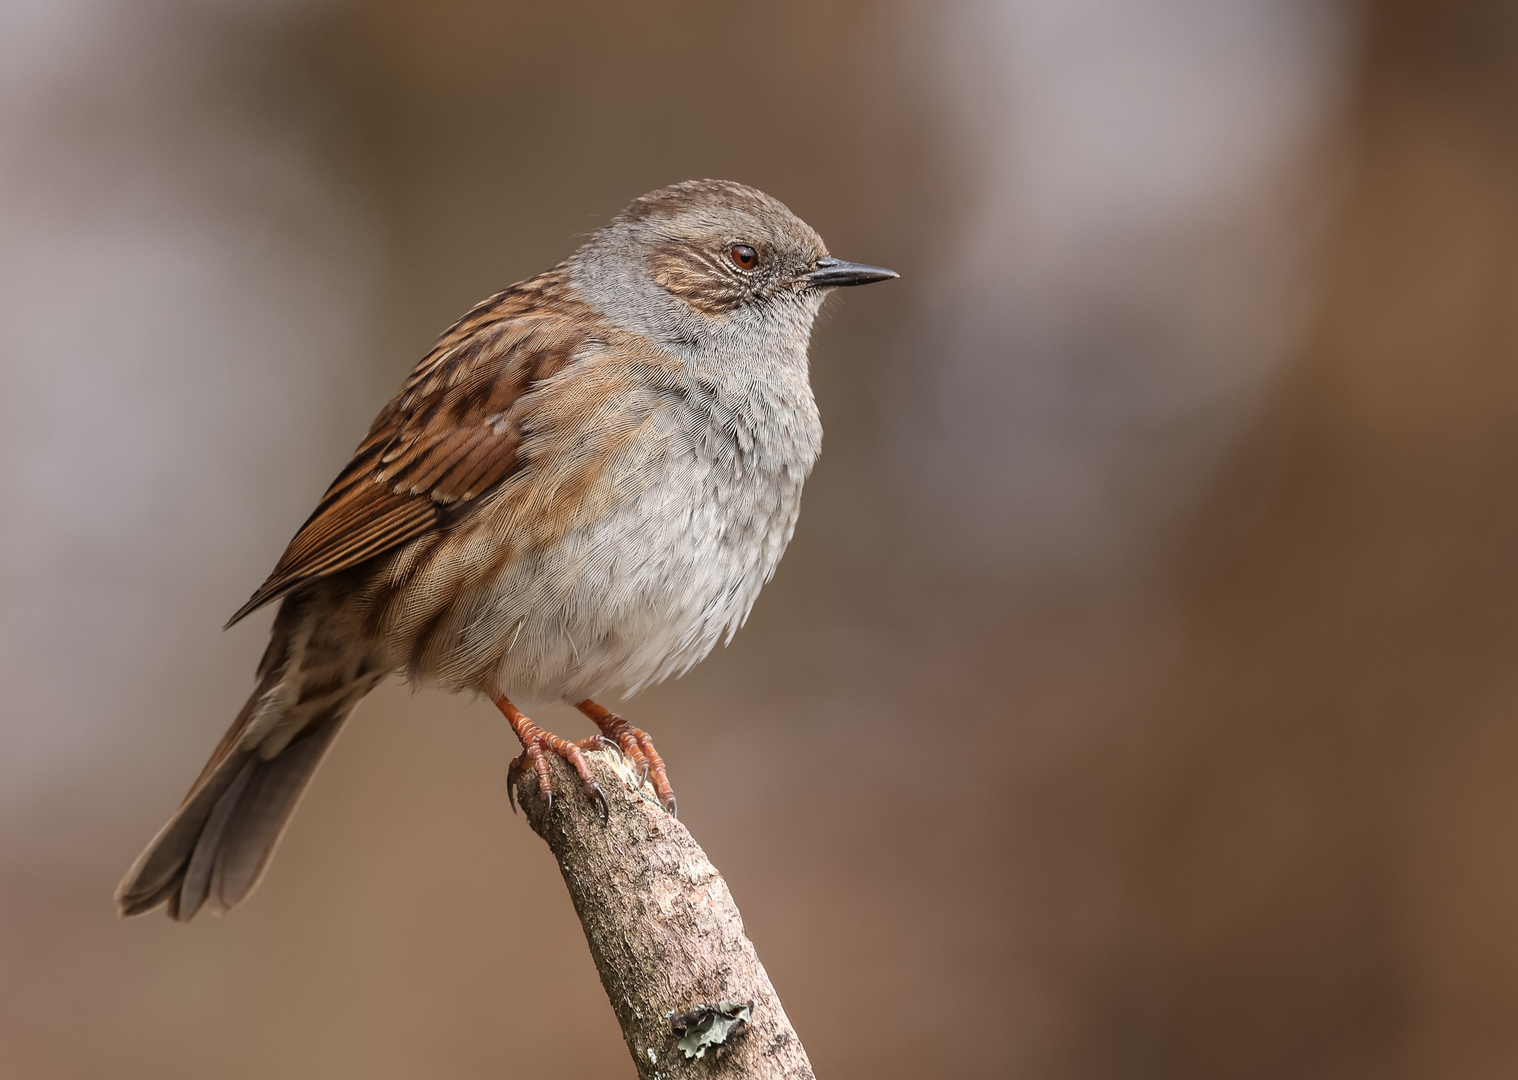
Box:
(576, 699, 677, 816)
(494, 696, 611, 820)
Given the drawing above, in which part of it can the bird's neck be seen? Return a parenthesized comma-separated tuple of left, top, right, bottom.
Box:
(568, 255, 824, 464)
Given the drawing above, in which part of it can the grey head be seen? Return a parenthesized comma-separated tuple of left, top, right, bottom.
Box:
(568, 179, 897, 356)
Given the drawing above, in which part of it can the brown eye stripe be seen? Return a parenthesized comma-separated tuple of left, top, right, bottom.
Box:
(647, 245, 752, 314)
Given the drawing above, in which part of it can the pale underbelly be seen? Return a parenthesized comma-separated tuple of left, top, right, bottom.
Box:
(414, 462, 803, 704)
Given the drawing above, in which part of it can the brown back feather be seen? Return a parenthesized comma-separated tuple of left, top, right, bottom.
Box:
(227, 268, 595, 626)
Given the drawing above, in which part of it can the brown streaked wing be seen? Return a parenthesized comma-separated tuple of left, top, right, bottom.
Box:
(226, 273, 594, 626)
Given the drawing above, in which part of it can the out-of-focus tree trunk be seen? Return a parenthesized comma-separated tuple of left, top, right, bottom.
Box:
(1113, 2, 1518, 1076)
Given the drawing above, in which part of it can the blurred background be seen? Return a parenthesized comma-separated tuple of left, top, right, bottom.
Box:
(3, 0, 1517, 1075)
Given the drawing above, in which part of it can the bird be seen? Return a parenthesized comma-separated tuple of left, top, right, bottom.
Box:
(115, 179, 898, 921)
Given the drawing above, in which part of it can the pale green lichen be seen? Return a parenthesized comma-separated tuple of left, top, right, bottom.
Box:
(673, 1001, 753, 1060)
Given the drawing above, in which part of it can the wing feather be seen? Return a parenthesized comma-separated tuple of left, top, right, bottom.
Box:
(226, 271, 593, 626)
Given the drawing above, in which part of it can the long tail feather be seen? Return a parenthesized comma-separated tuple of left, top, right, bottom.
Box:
(119, 589, 387, 920)
(116, 704, 352, 920)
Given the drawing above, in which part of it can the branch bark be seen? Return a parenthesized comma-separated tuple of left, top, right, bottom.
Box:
(514, 748, 815, 1079)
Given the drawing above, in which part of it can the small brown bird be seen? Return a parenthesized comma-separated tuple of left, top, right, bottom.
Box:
(116, 179, 897, 920)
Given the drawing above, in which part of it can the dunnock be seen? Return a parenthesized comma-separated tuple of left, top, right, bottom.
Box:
(116, 179, 897, 920)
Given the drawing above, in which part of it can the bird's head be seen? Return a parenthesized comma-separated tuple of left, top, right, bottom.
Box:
(571, 179, 897, 352)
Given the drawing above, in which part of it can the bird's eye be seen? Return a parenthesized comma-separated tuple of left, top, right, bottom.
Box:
(729, 243, 758, 271)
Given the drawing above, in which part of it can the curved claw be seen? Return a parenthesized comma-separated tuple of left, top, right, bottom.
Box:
(506, 753, 528, 814)
(666, 793, 678, 819)
(586, 780, 610, 822)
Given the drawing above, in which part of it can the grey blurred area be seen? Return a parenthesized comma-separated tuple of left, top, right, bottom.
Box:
(3, 0, 1516, 1077)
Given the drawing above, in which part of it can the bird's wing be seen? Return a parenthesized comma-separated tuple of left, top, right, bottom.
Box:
(226, 274, 597, 626)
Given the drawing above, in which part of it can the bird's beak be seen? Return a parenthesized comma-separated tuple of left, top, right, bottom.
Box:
(804, 256, 900, 288)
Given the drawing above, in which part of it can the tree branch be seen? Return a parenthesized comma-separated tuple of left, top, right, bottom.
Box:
(515, 749, 815, 1079)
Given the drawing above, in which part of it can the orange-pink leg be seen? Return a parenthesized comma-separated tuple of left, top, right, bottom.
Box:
(494, 695, 610, 820)
(576, 699, 677, 816)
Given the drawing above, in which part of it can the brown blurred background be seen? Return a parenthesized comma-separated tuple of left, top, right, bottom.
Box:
(3, 0, 1516, 1076)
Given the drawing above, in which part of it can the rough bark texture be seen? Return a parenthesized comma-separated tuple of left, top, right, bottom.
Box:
(515, 749, 815, 1080)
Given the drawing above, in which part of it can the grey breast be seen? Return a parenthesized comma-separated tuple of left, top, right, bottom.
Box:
(548, 355, 821, 700)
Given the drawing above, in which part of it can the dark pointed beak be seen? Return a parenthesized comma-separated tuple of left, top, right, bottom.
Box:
(804, 256, 900, 288)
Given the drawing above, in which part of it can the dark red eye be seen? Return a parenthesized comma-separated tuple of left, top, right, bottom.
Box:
(729, 243, 758, 270)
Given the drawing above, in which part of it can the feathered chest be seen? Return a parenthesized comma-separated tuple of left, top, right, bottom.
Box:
(508, 366, 819, 696)
(382, 353, 823, 699)
(562, 363, 822, 589)
(659, 367, 822, 498)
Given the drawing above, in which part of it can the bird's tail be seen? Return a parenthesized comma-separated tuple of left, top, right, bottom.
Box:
(116, 607, 380, 920)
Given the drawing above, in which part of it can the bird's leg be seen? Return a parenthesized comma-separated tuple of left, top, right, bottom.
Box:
(576, 699, 677, 816)
(495, 695, 610, 821)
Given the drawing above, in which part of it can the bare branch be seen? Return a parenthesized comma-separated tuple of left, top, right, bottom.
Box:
(515, 750, 815, 1079)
